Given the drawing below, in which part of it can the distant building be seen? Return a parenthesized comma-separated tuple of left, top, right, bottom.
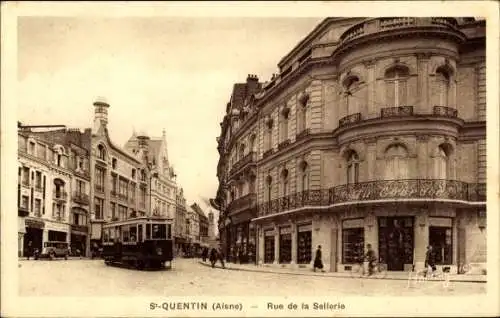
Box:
(175, 188, 188, 255)
(18, 125, 92, 256)
(191, 203, 210, 249)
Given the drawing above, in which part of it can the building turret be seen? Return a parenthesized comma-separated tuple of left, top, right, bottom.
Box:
(92, 97, 110, 134)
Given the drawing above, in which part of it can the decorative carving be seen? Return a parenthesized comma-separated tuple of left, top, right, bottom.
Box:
(416, 134, 429, 142)
(416, 52, 432, 60)
(362, 58, 377, 68)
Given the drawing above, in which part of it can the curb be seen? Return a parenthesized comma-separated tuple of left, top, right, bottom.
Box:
(197, 261, 486, 283)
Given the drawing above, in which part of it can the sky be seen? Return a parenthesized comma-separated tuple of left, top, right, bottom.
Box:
(17, 16, 324, 222)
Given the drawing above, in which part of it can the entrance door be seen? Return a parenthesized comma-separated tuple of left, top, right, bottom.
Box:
(330, 228, 338, 272)
(378, 217, 414, 271)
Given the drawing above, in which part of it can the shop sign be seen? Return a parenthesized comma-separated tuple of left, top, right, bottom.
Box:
(264, 228, 276, 236)
(429, 217, 452, 227)
(71, 224, 89, 233)
(279, 226, 292, 235)
(25, 219, 45, 229)
(342, 218, 364, 229)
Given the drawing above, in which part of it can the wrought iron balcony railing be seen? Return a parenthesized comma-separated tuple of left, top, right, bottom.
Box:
(339, 113, 362, 128)
(73, 192, 90, 205)
(227, 193, 257, 214)
(257, 179, 486, 217)
(296, 128, 311, 141)
(53, 191, 68, 201)
(95, 184, 104, 193)
(278, 139, 291, 151)
(433, 106, 458, 118)
(381, 106, 414, 118)
(71, 224, 89, 233)
(229, 151, 257, 176)
(262, 149, 274, 159)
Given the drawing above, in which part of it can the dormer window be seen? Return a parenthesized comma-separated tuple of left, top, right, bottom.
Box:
(97, 144, 106, 161)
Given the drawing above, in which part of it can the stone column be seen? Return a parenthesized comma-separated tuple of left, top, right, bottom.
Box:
(364, 59, 377, 118)
(365, 140, 377, 181)
(417, 135, 430, 179)
(43, 229, 49, 245)
(364, 209, 378, 252)
(290, 221, 297, 266)
(413, 208, 429, 270)
(273, 223, 279, 265)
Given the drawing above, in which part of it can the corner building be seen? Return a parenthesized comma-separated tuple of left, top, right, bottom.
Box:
(214, 17, 486, 273)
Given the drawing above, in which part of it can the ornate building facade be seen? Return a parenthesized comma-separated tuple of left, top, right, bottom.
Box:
(18, 126, 92, 256)
(213, 17, 486, 273)
(175, 188, 188, 255)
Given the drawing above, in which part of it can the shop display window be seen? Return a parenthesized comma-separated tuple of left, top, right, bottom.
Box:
(342, 228, 364, 264)
(297, 230, 312, 264)
(279, 231, 292, 263)
(264, 235, 274, 263)
(429, 226, 452, 265)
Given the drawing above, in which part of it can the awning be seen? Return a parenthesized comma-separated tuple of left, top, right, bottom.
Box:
(209, 198, 221, 211)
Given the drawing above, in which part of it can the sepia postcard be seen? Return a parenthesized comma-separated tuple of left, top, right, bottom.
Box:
(1, 1, 499, 317)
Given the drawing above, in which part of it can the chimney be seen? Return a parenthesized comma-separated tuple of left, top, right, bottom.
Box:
(93, 97, 110, 134)
(246, 74, 259, 83)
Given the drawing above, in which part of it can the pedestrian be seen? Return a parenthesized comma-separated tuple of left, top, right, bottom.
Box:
(313, 245, 325, 272)
(202, 247, 208, 262)
(209, 247, 218, 268)
(217, 247, 226, 269)
(365, 244, 377, 276)
(26, 241, 33, 260)
(425, 245, 436, 277)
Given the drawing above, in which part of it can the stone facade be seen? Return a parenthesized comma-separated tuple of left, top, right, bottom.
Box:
(214, 17, 486, 273)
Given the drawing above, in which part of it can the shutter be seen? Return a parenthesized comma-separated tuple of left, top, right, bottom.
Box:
(386, 81, 395, 107)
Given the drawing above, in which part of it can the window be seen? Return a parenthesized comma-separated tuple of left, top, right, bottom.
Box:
(73, 213, 80, 225)
(38, 145, 46, 160)
(281, 169, 289, 196)
(112, 158, 117, 169)
(130, 226, 137, 242)
(76, 180, 85, 194)
(95, 167, 105, 191)
(299, 161, 309, 192)
(249, 134, 257, 153)
(435, 67, 451, 107)
(35, 171, 42, 189)
(346, 151, 360, 184)
(152, 224, 167, 239)
(264, 230, 275, 263)
(265, 176, 272, 202)
(385, 65, 409, 107)
(118, 205, 127, 220)
(97, 144, 106, 161)
(110, 202, 116, 219)
(434, 145, 450, 179)
(297, 224, 312, 264)
(239, 143, 245, 161)
(132, 169, 136, 179)
(119, 178, 128, 199)
(29, 141, 36, 155)
(280, 108, 289, 142)
(384, 144, 409, 180)
(94, 197, 104, 219)
(279, 227, 292, 263)
(34, 199, 41, 216)
(429, 223, 452, 265)
(297, 100, 307, 133)
(344, 76, 361, 115)
(22, 167, 29, 185)
(265, 119, 273, 151)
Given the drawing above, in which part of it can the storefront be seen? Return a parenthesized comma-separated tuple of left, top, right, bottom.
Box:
(23, 218, 45, 256)
(71, 224, 88, 256)
(228, 221, 256, 264)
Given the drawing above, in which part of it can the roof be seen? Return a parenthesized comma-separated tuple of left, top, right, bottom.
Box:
(124, 134, 168, 164)
(229, 80, 262, 111)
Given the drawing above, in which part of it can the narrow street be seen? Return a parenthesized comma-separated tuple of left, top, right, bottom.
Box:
(19, 258, 486, 297)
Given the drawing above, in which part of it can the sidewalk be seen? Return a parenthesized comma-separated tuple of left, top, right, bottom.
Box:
(198, 260, 487, 283)
(19, 256, 98, 261)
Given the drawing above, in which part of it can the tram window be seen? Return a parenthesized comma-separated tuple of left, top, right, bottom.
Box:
(167, 224, 171, 239)
(123, 228, 130, 242)
(103, 229, 109, 242)
(138, 225, 143, 242)
(146, 224, 151, 239)
(152, 224, 166, 239)
(130, 226, 137, 242)
(110, 227, 115, 241)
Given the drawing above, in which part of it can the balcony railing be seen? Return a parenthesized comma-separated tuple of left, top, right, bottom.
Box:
(34, 185, 43, 192)
(111, 190, 118, 197)
(339, 113, 362, 128)
(227, 193, 257, 214)
(18, 206, 29, 217)
(340, 17, 459, 45)
(71, 224, 89, 233)
(381, 106, 414, 118)
(257, 179, 486, 217)
(53, 191, 68, 201)
(95, 184, 104, 193)
(296, 128, 310, 141)
(21, 180, 30, 188)
(433, 106, 458, 118)
(230, 151, 257, 176)
(73, 192, 90, 205)
(262, 149, 274, 159)
(278, 139, 291, 151)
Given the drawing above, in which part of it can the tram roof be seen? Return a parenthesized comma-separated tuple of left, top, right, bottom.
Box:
(103, 217, 173, 228)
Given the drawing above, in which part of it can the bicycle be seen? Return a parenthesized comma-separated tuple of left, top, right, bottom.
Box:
(350, 258, 387, 279)
(407, 264, 453, 289)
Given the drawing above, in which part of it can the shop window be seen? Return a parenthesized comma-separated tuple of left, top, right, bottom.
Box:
(264, 232, 275, 263)
(297, 224, 312, 264)
(342, 227, 364, 264)
(429, 226, 452, 265)
(279, 227, 292, 263)
(378, 217, 414, 270)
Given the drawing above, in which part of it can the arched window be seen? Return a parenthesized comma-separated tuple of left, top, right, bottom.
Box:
(281, 169, 289, 196)
(265, 119, 273, 151)
(384, 144, 409, 180)
(299, 161, 309, 192)
(385, 66, 410, 107)
(346, 151, 360, 184)
(435, 67, 451, 107)
(249, 134, 257, 153)
(238, 143, 245, 161)
(97, 144, 106, 161)
(344, 76, 361, 115)
(434, 144, 452, 179)
(266, 176, 273, 201)
(298, 99, 307, 133)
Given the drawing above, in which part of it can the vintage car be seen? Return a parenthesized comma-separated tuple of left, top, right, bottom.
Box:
(35, 241, 69, 260)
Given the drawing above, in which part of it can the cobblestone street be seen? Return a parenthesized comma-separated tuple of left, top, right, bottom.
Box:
(19, 258, 486, 297)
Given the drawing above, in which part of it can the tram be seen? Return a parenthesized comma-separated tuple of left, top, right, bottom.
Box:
(101, 216, 174, 270)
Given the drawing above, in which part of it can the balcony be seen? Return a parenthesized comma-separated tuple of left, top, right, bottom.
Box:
(227, 193, 257, 215)
(262, 149, 274, 159)
(110, 190, 118, 197)
(34, 185, 43, 193)
(21, 180, 30, 188)
(278, 139, 291, 151)
(296, 128, 310, 142)
(95, 184, 104, 193)
(257, 179, 486, 217)
(73, 192, 90, 205)
(71, 224, 89, 233)
(339, 113, 362, 128)
(53, 191, 68, 201)
(74, 169, 90, 179)
(229, 152, 257, 176)
(18, 206, 29, 217)
(381, 106, 414, 118)
(433, 106, 458, 118)
(339, 17, 462, 46)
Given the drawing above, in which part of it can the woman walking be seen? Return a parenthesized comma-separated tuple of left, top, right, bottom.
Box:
(313, 245, 325, 272)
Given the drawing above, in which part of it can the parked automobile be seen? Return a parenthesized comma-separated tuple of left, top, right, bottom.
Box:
(35, 241, 69, 260)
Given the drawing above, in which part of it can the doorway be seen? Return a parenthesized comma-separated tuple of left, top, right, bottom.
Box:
(378, 216, 414, 271)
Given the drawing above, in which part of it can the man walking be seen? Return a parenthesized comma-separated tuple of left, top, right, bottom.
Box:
(425, 245, 436, 277)
(26, 241, 33, 260)
(313, 245, 325, 272)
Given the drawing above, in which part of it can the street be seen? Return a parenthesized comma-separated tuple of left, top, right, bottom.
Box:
(19, 258, 486, 297)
